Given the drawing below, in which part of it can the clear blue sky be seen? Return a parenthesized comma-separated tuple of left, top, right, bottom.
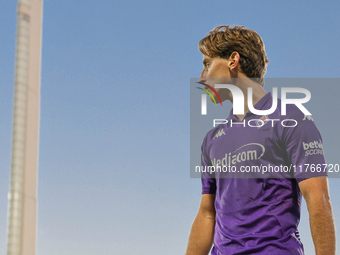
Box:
(0, 0, 340, 254)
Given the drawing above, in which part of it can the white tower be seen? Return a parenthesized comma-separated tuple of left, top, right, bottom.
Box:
(7, 0, 43, 254)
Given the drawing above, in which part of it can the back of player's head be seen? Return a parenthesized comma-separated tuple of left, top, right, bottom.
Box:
(199, 25, 269, 86)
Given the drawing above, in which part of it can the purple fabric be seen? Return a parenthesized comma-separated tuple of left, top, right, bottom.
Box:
(201, 93, 327, 255)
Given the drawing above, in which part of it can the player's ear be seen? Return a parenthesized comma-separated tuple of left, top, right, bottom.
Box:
(228, 52, 240, 70)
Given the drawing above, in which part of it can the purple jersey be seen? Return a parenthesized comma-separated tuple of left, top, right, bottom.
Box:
(201, 93, 327, 255)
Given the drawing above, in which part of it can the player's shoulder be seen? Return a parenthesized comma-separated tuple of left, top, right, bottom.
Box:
(286, 104, 308, 120)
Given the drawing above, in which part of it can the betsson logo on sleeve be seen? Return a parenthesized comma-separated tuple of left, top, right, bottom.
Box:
(302, 140, 324, 156)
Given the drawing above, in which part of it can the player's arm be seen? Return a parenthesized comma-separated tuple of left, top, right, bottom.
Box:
(186, 194, 216, 255)
(298, 176, 336, 255)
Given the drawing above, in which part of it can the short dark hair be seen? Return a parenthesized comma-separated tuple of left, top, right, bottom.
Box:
(199, 25, 269, 86)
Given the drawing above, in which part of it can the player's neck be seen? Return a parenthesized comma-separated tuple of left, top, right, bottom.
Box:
(230, 79, 267, 121)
